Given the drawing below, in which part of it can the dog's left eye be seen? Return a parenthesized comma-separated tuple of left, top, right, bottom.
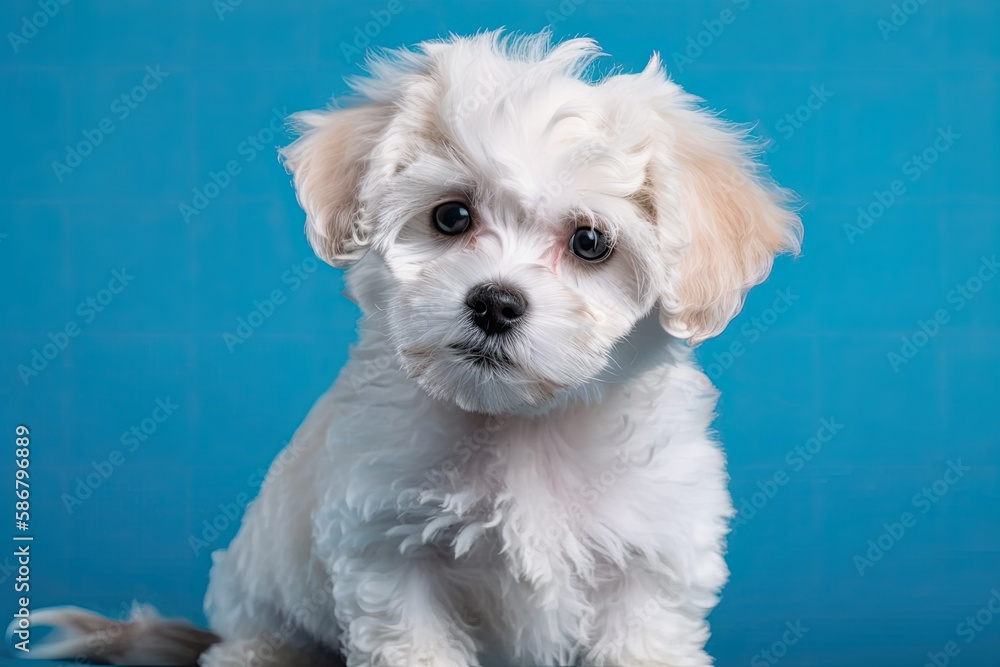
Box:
(433, 202, 472, 235)
(569, 228, 612, 262)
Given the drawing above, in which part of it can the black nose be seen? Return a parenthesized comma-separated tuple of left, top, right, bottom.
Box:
(465, 284, 528, 335)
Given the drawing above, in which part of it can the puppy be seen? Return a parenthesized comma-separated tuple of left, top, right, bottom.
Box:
(23, 31, 800, 667)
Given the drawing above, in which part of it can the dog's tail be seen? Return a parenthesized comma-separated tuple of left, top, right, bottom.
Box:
(6, 603, 221, 665)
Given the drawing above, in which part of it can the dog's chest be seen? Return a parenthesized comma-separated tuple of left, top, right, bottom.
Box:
(415, 412, 657, 582)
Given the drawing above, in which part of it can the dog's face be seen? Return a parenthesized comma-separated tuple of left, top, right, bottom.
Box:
(282, 33, 801, 414)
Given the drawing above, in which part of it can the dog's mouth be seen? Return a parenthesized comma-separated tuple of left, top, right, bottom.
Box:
(447, 342, 515, 370)
(398, 339, 572, 414)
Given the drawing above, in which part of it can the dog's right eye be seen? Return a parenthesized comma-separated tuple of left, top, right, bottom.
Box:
(433, 202, 472, 235)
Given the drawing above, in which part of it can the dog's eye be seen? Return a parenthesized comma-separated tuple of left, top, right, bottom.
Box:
(433, 202, 472, 235)
(569, 228, 612, 262)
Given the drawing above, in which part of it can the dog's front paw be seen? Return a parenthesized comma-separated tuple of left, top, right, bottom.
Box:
(351, 639, 476, 667)
(407, 647, 474, 667)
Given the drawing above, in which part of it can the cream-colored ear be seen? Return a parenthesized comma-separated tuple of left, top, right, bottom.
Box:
(644, 66, 802, 344)
(280, 105, 391, 268)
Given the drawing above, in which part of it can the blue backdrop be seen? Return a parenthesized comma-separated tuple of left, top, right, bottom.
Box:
(2, 1, 998, 665)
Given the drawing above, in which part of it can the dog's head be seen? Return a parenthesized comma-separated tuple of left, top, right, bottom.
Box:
(281, 32, 801, 414)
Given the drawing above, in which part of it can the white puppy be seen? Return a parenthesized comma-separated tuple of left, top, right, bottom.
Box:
(24, 31, 800, 667)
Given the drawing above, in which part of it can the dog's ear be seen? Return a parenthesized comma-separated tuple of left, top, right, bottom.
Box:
(280, 105, 391, 268)
(632, 59, 802, 344)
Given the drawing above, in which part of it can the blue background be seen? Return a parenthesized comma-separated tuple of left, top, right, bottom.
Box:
(2, 1, 998, 665)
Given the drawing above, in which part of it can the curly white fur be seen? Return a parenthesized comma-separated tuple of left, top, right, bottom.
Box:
(22, 31, 800, 667)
